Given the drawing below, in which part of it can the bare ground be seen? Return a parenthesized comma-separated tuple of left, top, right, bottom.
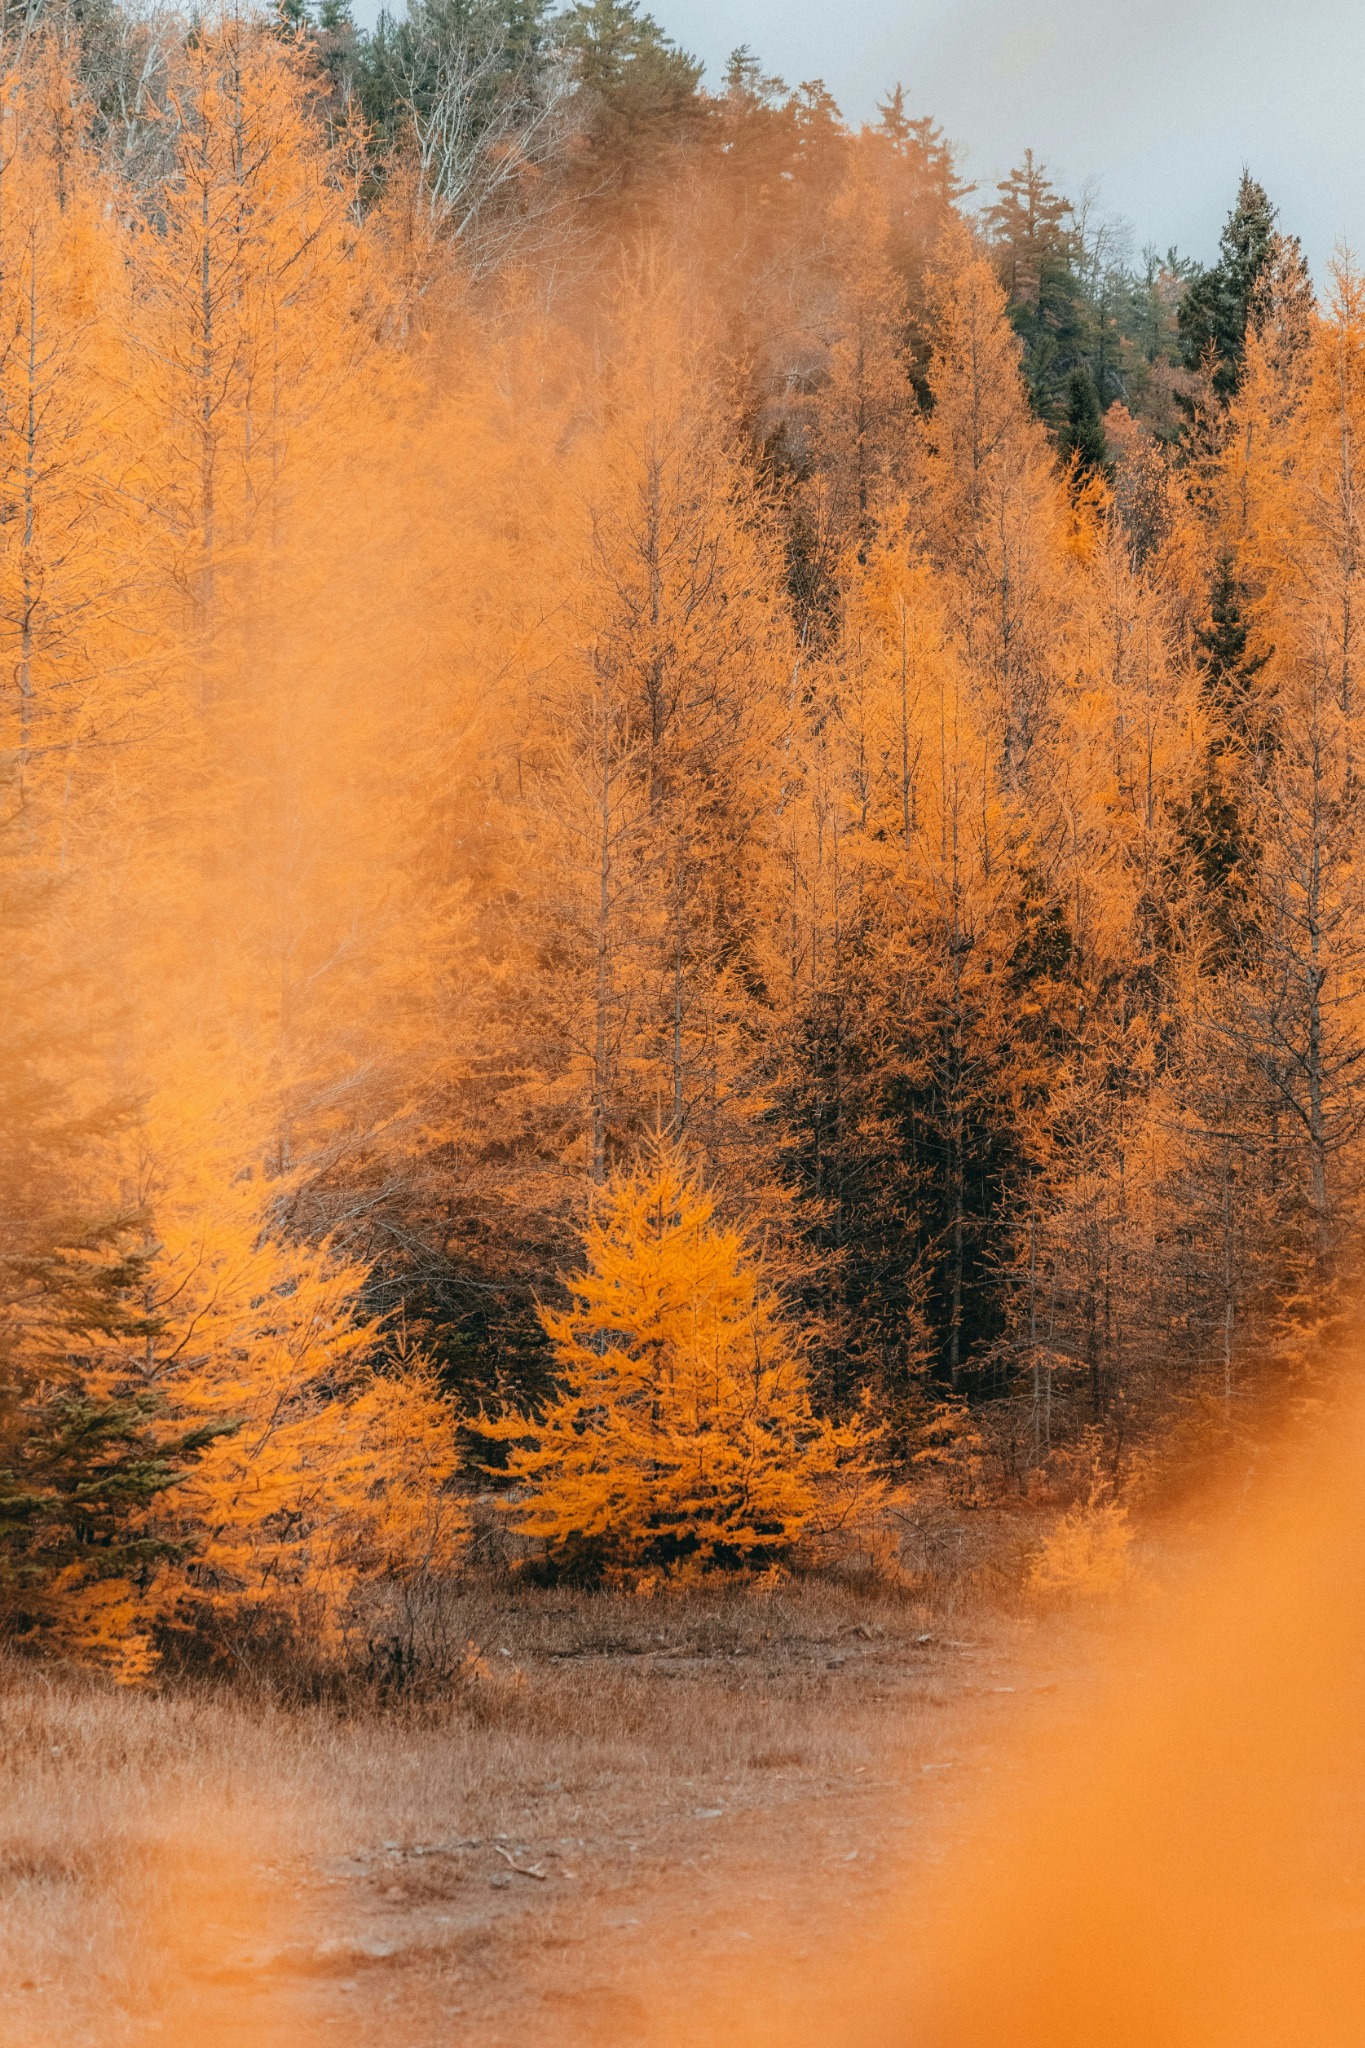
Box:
(0, 1575, 1100, 2048)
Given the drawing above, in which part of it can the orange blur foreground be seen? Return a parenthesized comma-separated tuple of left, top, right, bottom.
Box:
(675, 1390, 1365, 2048)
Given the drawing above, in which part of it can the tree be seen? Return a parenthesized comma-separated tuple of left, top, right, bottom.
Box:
(554, 0, 702, 193)
(778, 533, 1036, 1410)
(1022, 512, 1198, 1431)
(483, 1140, 876, 1573)
(1178, 172, 1279, 397)
(872, 83, 964, 256)
(867, 86, 966, 402)
(1058, 368, 1110, 487)
(0, 1107, 219, 1676)
(1250, 231, 1316, 379)
(1207, 267, 1365, 1292)
(498, 283, 790, 1194)
(124, 17, 423, 1205)
(807, 148, 922, 556)
(0, 1391, 227, 1674)
(1174, 551, 1272, 966)
(921, 223, 1067, 783)
(0, 36, 141, 852)
(0, 827, 232, 1673)
(355, 0, 576, 274)
(983, 152, 1090, 423)
(0, 41, 200, 1669)
(125, 1107, 465, 1665)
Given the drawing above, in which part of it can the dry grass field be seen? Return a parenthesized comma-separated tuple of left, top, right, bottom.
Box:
(0, 1572, 1090, 2048)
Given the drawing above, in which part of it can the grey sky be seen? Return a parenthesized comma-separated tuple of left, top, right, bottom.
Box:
(660, 0, 1364, 274)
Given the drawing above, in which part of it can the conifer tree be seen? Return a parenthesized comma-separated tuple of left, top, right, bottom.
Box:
(806, 147, 922, 558)
(984, 152, 1089, 422)
(1178, 172, 1278, 397)
(1024, 512, 1198, 1429)
(501, 284, 790, 1196)
(1208, 265, 1365, 1291)
(1249, 231, 1316, 379)
(921, 223, 1066, 783)
(872, 84, 964, 267)
(555, 0, 702, 194)
(0, 36, 139, 852)
(126, 1102, 465, 1660)
(868, 85, 964, 395)
(1058, 368, 1110, 487)
(0, 39, 196, 1668)
(776, 512, 1078, 1420)
(1174, 551, 1271, 966)
(484, 1141, 876, 1572)
(128, 18, 379, 720)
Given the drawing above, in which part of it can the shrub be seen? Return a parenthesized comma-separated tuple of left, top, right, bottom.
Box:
(1027, 1495, 1133, 1600)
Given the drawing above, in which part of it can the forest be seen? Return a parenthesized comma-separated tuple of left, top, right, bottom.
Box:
(0, 0, 1355, 1681)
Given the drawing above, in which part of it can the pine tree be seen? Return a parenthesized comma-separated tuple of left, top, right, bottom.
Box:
(1058, 368, 1110, 488)
(0, 1391, 228, 1671)
(983, 152, 1090, 422)
(555, 0, 702, 193)
(869, 83, 964, 380)
(1178, 171, 1279, 397)
(483, 1141, 877, 1573)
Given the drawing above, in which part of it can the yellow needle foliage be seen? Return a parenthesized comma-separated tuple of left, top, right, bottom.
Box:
(485, 1141, 879, 1573)
(26, 1089, 467, 1673)
(137, 1136, 465, 1658)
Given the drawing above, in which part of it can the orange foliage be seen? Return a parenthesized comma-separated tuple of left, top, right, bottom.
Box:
(0, 10, 1358, 1674)
(483, 1140, 880, 1571)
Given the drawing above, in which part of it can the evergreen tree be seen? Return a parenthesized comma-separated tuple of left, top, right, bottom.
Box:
(983, 151, 1090, 422)
(869, 84, 967, 399)
(555, 0, 703, 188)
(786, 77, 846, 200)
(1174, 551, 1272, 969)
(1197, 554, 1272, 739)
(0, 1393, 226, 1641)
(873, 83, 962, 217)
(806, 150, 921, 556)
(1058, 368, 1110, 486)
(1178, 171, 1279, 397)
(0, 862, 231, 1667)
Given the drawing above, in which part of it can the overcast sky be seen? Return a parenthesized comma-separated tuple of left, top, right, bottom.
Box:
(657, 0, 1364, 274)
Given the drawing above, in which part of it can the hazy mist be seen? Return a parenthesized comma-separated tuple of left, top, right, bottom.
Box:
(354, 0, 1364, 277)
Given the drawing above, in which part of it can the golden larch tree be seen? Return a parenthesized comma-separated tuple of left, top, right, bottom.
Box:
(485, 1140, 877, 1572)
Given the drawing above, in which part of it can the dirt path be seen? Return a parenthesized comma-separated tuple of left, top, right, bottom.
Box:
(114, 1601, 1099, 2048)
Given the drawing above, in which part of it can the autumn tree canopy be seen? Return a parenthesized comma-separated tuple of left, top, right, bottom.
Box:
(0, 0, 1349, 1659)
